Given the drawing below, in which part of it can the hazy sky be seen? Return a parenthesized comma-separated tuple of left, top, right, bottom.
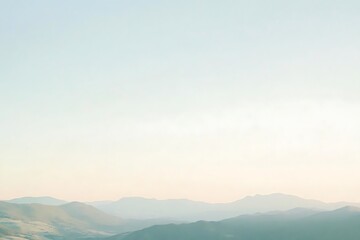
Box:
(1, 0, 360, 203)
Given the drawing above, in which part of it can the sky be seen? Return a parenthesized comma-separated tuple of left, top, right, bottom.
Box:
(1, 0, 360, 203)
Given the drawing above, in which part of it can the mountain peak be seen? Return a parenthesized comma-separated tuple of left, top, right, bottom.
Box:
(62, 201, 88, 207)
(238, 193, 305, 203)
(334, 206, 360, 213)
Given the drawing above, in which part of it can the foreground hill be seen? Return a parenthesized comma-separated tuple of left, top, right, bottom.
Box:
(0, 201, 123, 239)
(93, 193, 359, 221)
(110, 206, 360, 240)
(0, 201, 182, 240)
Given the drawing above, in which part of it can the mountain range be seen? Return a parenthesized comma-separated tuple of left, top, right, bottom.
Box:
(6, 193, 360, 221)
(2, 193, 360, 239)
(91, 193, 360, 221)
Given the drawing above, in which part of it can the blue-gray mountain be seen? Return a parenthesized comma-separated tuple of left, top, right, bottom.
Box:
(109, 206, 360, 240)
(91, 193, 359, 221)
(6, 193, 360, 221)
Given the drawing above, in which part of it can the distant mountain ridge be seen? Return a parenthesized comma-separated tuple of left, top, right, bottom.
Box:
(6, 196, 67, 206)
(6, 193, 360, 222)
(91, 193, 360, 221)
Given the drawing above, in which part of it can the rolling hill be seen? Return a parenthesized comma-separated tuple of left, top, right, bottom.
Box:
(0, 201, 122, 239)
(109, 206, 360, 240)
(0, 201, 183, 240)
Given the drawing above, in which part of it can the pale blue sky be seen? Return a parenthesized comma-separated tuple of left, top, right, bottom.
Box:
(1, 0, 360, 202)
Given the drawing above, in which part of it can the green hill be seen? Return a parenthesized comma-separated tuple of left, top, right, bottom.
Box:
(110, 206, 360, 240)
(0, 201, 181, 240)
(0, 201, 122, 239)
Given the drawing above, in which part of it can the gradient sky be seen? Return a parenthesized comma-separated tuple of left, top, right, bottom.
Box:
(1, 0, 360, 203)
